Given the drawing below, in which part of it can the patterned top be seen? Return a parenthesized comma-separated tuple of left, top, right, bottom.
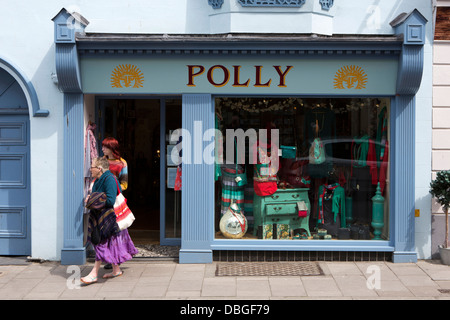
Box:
(107, 157, 128, 191)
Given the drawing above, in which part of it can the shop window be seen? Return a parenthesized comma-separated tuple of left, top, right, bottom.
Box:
(214, 97, 390, 241)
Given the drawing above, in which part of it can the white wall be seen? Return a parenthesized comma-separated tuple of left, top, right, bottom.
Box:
(1, 2, 64, 260)
(415, 25, 433, 260)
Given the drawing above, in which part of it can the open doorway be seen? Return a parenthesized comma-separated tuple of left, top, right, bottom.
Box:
(97, 98, 181, 248)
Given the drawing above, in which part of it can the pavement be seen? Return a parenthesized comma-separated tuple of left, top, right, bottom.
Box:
(0, 258, 449, 301)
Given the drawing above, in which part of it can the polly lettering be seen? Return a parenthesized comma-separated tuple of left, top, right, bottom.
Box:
(187, 65, 293, 88)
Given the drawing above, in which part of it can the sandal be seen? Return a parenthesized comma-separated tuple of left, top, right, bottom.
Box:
(80, 275, 98, 285)
(103, 271, 123, 279)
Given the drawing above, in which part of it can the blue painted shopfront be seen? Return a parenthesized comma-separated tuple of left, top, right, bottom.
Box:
(54, 8, 427, 265)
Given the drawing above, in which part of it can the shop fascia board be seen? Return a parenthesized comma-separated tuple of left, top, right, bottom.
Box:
(75, 32, 403, 56)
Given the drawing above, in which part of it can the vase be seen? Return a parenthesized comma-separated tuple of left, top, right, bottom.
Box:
(345, 196, 353, 225)
(371, 183, 384, 240)
(220, 202, 248, 239)
(439, 245, 450, 265)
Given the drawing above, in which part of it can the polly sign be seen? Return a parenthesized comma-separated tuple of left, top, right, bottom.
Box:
(187, 65, 294, 88)
(80, 56, 398, 95)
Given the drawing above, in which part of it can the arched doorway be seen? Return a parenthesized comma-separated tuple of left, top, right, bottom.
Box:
(0, 67, 31, 255)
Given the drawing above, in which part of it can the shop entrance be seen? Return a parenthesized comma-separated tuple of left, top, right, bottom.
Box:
(97, 97, 182, 246)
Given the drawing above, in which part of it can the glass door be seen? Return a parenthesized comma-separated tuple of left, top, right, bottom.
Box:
(97, 97, 181, 246)
(160, 98, 182, 245)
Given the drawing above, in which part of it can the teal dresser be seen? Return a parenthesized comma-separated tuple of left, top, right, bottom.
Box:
(253, 188, 311, 238)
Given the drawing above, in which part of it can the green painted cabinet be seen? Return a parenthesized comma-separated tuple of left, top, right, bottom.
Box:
(253, 188, 311, 237)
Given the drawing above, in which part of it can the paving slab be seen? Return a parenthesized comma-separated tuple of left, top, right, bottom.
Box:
(302, 276, 342, 297)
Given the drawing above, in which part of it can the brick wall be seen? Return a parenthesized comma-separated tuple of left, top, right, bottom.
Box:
(435, 7, 450, 40)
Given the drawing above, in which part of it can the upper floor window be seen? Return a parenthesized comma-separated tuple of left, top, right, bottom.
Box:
(208, 0, 334, 11)
(238, 0, 305, 7)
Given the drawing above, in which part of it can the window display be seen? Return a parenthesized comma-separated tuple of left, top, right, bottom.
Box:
(214, 97, 390, 241)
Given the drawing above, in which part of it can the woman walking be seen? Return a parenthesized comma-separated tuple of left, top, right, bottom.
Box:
(81, 157, 138, 285)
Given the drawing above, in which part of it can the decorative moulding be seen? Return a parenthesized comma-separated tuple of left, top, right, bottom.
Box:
(52, 8, 89, 44)
(52, 8, 89, 93)
(319, 0, 333, 10)
(208, 0, 224, 9)
(390, 8, 427, 45)
(390, 9, 428, 95)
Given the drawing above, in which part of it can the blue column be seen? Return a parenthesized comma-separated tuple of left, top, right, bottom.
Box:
(390, 9, 427, 262)
(179, 94, 214, 263)
(61, 93, 86, 265)
(53, 8, 89, 265)
(391, 95, 417, 263)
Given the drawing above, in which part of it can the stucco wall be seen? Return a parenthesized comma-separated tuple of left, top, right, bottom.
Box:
(432, 36, 450, 258)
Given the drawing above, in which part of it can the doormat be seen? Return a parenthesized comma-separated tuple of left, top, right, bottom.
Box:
(134, 244, 180, 258)
(215, 262, 324, 277)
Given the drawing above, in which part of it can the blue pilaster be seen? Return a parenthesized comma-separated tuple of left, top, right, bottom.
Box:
(391, 95, 417, 263)
(61, 93, 85, 265)
(53, 8, 89, 265)
(179, 94, 215, 263)
(390, 9, 427, 263)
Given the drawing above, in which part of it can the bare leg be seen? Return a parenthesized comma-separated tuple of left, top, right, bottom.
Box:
(112, 264, 121, 275)
(103, 264, 123, 278)
(81, 260, 101, 284)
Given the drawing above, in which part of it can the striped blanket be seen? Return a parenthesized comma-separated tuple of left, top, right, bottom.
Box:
(86, 192, 119, 244)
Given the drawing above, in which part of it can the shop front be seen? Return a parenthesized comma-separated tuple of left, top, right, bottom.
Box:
(54, 8, 427, 265)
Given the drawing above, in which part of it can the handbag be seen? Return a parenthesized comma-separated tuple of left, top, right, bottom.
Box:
(284, 160, 311, 188)
(174, 166, 182, 191)
(280, 145, 296, 159)
(297, 201, 308, 218)
(309, 137, 326, 164)
(221, 139, 247, 187)
(253, 145, 278, 196)
(113, 177, 135, 231)
(309, 118, 326, 165)
(253, 163, 277, 196)
(221, 164, 247, 187)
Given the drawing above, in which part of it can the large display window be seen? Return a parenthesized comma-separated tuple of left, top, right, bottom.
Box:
(214, 97, 390, 241)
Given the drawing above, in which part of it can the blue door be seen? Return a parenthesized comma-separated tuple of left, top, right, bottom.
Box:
(0, 69, 31, 255)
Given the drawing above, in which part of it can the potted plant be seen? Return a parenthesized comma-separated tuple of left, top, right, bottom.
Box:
(429, 170, 450, 265)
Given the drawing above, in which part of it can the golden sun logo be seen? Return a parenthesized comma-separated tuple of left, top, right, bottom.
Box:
(111, 64, 144, 88)
(333, 65, 367, 89)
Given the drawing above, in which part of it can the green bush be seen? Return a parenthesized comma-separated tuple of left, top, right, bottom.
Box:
(430, 170, 450, 248)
